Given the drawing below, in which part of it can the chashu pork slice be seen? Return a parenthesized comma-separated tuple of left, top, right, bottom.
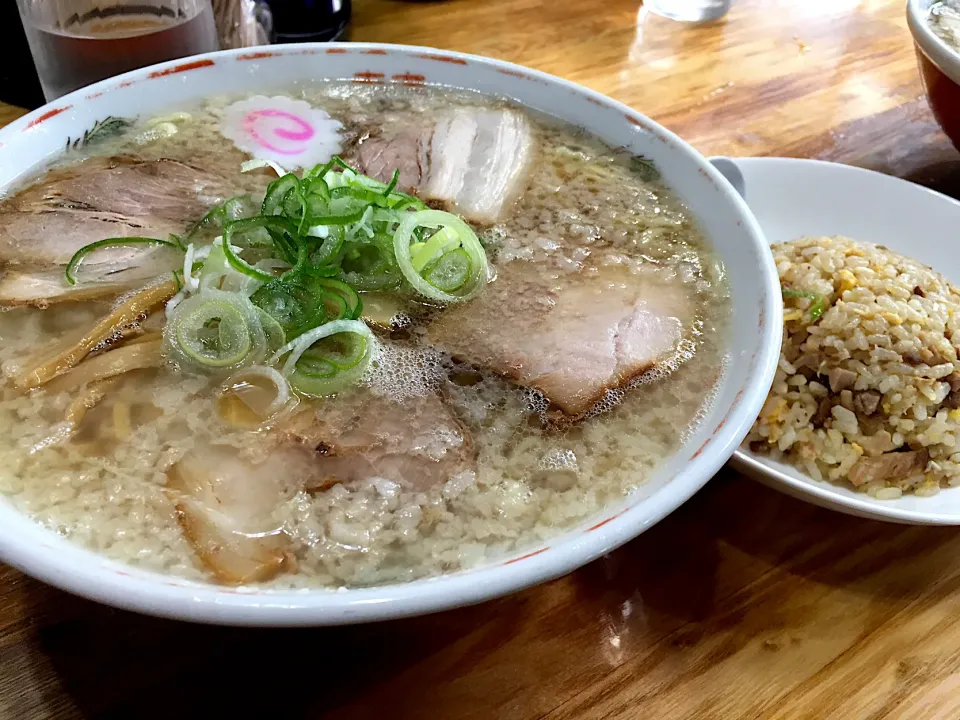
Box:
(420, 109, 534, 224)
(354, 126, 426, 195)
(0, 254, 183, 307)
(0, 268, 137, 307)
(0, 156, 230, 306)
(170, 392, 475, 583)
(348, 108, 535, 224)
(427, 262, 696, 417)
(275, 392, 475, 492)
(0, 156, 230, 268)
(166, 444, 312, 585)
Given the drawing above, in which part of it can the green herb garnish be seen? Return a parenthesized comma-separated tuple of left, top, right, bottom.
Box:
(65, 116, 134, 152)
(630, 155, 659, 181)
(782, 287, 827, 323)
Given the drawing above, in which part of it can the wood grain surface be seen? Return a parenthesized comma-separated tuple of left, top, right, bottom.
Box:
(2, 1, 960, 718)
(0, 105, 26, 129)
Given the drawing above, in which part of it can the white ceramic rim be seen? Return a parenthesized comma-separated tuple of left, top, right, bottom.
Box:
(730, 156, 960, 525)
(907, 0, 960, 80)
(0, 42, 781, 626)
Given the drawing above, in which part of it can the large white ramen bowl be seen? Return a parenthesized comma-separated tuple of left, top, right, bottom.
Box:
(0, 44, 780, 625)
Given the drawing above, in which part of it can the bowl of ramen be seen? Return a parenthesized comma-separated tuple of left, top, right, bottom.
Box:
(908, 0, 960, 150)
(0, 43, 779, 625)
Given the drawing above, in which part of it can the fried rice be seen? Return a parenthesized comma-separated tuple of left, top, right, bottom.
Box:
(747, 236, 960, 499)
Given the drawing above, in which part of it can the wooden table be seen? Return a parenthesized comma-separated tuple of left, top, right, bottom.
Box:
(2, 1, 959, 718)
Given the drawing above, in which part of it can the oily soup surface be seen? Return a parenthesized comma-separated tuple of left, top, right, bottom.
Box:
(0, 84, 729, 588)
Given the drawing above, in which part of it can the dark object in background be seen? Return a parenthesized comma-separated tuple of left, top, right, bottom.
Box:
(264, 0, 351, 42)
(0, 3, 45, 109)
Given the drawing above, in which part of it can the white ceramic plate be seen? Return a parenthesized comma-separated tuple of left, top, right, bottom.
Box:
(725, 156, 960, 525)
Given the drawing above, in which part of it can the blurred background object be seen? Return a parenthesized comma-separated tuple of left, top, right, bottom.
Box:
(212, 0, 273, 48)
(645, 0, 732, 22)
(263, 0, 352, 43)
(0, 3, 45, 109)
(17, 0, 220, 101)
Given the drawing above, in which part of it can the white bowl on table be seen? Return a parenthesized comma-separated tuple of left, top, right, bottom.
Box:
(0, 44, 780, 625)
(725, 156, 960, 525)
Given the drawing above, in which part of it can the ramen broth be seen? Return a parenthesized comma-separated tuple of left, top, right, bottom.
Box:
(0, 84, 729, 588)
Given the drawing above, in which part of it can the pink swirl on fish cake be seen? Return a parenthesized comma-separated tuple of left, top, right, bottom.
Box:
(242, 109, 317, 155)
(221, 96, 343, 169)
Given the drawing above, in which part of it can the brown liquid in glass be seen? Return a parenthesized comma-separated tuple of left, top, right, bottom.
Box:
(27, 5, 217, 99)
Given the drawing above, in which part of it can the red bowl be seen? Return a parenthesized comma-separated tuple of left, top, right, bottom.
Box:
(908, 0, 960, 150)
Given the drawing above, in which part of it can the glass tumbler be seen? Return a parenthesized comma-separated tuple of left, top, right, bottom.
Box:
(17, 0, 220, 101)
(644, 0, 732, 22)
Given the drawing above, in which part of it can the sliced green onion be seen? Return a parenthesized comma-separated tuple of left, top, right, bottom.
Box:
(251, 268, 349, 340)
(316, 277, 362, 319)
(306, 229, 345, 268)
(221, 237, 273, 284)
(306, 204, 369, 228)
(339, 269, 401, 291)
(389, 194, 427, 212)
(350, 206, 376, 240)
(156, 159, 490, 392)
(252, 280, 320, 339)
(304, 193, 330, 222)
(331, 157, 357, 173)
(271, 319, 376, 397)
(262, 173, 301, 216)
(423, 247, 471, 292)
(65, 237, 181, 285)
(255, 308, 287, 352)
(410, 225, 461, 272)
(330, 185, 387, 204)
(236, 212, 301, 267)
(177, 301, 250, 367)
(383, 169, 400, 196)
(223, 217, 301, 282)
(328, 185, 406, 211)
(304, 158, 337, 183)
(254, 258, 293, 276)
(164, 290, 268, 371)
(308, 332, 367, 370)
(199, 243, 254, 294)
(318, 288, 349, 321)
(294, 353, 337, 379)
(338, 236, 401, 291)
(186, 195, 257, 243)
(393, 210, 488, 303)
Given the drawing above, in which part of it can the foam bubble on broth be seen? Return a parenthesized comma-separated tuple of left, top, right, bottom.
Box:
(0, 81, 731, 589)
(365, 341, 446, 401)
